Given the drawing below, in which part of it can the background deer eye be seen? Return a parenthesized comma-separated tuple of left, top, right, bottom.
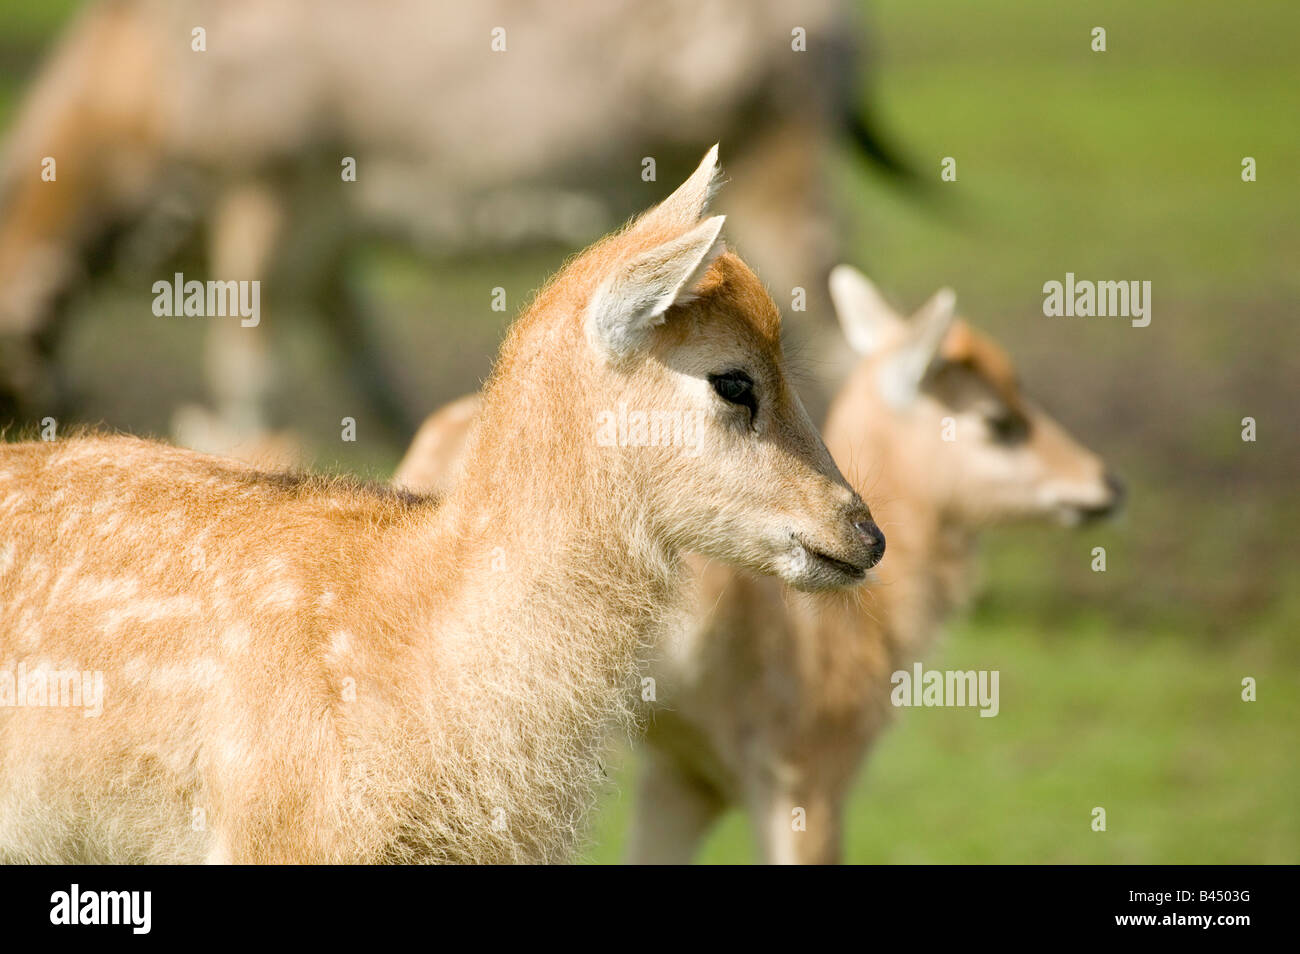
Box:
(708, 369, 758, 418)
(986, 410, 1029, 444)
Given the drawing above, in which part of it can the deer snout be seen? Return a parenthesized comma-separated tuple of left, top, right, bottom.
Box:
(852, 515, 886, 569)
(1078, 472, 1126, 523)
(787, 498, 883, 587)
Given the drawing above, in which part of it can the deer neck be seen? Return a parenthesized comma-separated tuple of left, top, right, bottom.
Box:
(414, 334, 683, 670)
(871, 488, 979, 642)
(823, 403, 981, 659)
(352, 331, 684, 859)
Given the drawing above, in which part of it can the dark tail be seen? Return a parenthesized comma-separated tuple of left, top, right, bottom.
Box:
(844, 105, 921, 186)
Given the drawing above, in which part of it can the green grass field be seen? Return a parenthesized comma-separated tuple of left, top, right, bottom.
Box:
(1, 0, 1295, 862)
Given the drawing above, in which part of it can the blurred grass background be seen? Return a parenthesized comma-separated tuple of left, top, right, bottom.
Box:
(1, 0, 1295, 862)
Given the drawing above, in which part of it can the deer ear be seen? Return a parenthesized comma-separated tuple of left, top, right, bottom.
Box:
(829, 265, 904, 356)
(587, 215, 726, 357)
(637, 144, 722, 231)
(879, 287, 956, 406)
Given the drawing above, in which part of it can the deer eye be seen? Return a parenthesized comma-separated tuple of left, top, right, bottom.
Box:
(986, 410, 1029, 444)
(708, 369, 758, 420)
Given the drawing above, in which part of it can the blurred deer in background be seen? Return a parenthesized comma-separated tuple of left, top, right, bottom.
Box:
(394, 393, 482, 499)
(0, 0, 909, 445)
(627, 266, 1124, 863)
(0, 149, 886, 864)
(396, 265, 1123, 863)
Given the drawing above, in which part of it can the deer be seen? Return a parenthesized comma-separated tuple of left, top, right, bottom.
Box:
(626, 266, 1125, 863)
(395, 264, 1123, 863)
(0, 0, 905, 446)
(0, 148, 886, 864)
(393, 393, 483, 499)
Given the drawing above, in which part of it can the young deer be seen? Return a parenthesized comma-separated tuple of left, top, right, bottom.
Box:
(627, 266, 1123, 863)
(0, 149, 884, 864)
(395, 264, 1123, 864)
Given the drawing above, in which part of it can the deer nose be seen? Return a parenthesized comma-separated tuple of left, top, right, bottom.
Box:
(1080, 472, 1126, 523)
(1104, 472, 1126, 510)
(852, 518, 886, 568)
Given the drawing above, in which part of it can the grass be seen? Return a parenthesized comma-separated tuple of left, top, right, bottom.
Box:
(579, 613, 1299, 864)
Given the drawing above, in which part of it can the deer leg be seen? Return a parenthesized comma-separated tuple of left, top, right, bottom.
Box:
(184, 182, 284, 453)
(624, 749, 725, 865)
(750, 780, 846, 865)
(311, 248, 416, 447)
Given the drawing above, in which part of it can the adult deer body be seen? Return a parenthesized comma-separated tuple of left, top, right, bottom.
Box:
(0, 151, 883, 863)
(0, 0, 873, 439)
(397, 265, 1122, 863)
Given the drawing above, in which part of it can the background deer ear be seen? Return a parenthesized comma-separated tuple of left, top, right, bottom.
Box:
(829, 264, 904, 356)
(879, 287, 956, 406)
(587, 215, 726, 357)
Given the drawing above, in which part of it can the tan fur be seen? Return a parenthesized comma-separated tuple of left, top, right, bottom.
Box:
(0, 153, 880, 864)
(399, 268, 1121, 864)
(393, 394, 482, 498)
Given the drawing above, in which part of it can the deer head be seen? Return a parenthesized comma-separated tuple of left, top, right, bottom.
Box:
(477, 147, 884, 589)
(828, 264, 1123, 527)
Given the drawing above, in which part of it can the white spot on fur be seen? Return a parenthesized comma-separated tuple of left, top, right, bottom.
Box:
(221, 624, 252, 654)
(122, 656, 150, 685)
(259, 579, 302, 610)
(121, 655, 221, 692)
(327, 630, 353, 663)
(101, 595, 203, 636)
(189, 657, 222, 688)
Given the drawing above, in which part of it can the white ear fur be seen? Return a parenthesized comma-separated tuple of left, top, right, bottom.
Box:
(638, 144, 722, 231)
(880, 287, 957, 407)
(828, 264, 904, 356)
(587, 215, 727, 356)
